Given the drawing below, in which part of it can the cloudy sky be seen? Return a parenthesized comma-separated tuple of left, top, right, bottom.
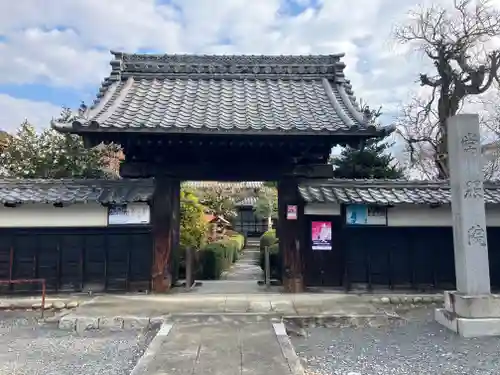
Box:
(0, 0, 486, 133)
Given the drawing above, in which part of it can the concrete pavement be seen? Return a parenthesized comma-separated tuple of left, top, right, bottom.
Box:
(132, 319, 301, 375)
(43, 292, 445, 333)
(58, 293, 381, 317)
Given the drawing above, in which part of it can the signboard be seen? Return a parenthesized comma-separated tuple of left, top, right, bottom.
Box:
(311, 221, 332, 250)
(346, 204, 387, 226)
(108, 203, 150, 225)
(287, 205, 298, 220)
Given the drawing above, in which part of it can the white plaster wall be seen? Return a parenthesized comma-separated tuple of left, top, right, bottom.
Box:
(388, 204, 500, 227)
(0, 203, 108, 228)
(304, 202, 500, 227)
(304, 203, 341, 216)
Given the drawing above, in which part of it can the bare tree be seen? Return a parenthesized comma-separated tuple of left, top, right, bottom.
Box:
(394, 0, 500, 179)
(395, 94, 450, 179)
(358, 98, 383, 125)
(479, 92, 500, 179)
(397, 91, 500, 179)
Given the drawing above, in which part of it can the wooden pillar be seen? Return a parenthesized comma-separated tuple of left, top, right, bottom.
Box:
(278, 177, 304, 293)
(171, 183, 181, 285)
(151, 176, 180, 293)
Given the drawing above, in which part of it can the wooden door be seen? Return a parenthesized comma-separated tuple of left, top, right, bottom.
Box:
(303, 215, 344, 287)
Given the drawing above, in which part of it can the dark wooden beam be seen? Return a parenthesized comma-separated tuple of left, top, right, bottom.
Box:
(278, 177, 305, 293)
(292, 164, 334, 179)
(120, 161, 294, 181)
(151, 176, 180, 292)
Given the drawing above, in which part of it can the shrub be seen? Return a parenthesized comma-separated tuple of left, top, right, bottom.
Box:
(229, 232, 245, 252)
(174, 188, 207, 283)
(198, 232, 245, 279)
(259, 242, 282, 280)
(260, 229, 278, 253)
(180, 189, 207, 250)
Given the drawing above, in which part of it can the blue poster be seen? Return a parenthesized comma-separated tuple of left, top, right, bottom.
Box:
(346, 204, 368, 225)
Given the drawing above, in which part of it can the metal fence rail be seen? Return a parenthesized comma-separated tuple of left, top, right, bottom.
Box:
(0, 279, 46, 317)
(0, 246, 46, 317)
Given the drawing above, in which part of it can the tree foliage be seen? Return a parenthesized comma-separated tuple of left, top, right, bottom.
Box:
(194, 184, 249, 219)
(0, 118, 121, 179)
(332, 138, 405, 179)
(0, 131, 10, 151)
(180, 188, 207, 250)
(253, 187, 278, 228)
(331, 100, 404, 179)
(394, 0, 500, 179)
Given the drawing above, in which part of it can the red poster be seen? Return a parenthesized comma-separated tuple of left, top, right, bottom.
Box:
(311, 221, 332, 250)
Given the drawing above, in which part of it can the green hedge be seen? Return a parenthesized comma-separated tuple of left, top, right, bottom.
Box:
(259, 230, 281, 280)
(198, 233, 245, 279)
(259, 242, 282, 280)
(260, 230, 278, 253)
(230, 233, 245, 253)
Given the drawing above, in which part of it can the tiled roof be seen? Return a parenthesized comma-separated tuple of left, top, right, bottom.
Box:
(52, 53, 389, 137)
(183, 181, 264, 190)
(298, 179, 500, 205)
(0, 179, 153, 205)
(235, 196, 259, 207)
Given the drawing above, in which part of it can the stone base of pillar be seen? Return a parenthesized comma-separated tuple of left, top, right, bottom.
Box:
(435, 291, 500, 337)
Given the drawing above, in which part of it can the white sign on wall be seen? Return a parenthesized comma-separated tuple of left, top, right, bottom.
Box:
(108, 203, 150, 225)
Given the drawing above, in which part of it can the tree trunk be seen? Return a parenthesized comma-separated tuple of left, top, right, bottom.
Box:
(435, 80, 464, 179)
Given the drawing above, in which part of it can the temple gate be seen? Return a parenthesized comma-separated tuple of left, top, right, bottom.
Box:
(53, 52, 389, 292)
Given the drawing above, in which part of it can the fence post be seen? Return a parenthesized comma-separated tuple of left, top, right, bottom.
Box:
(185, 247, 193, 290)
(41, 280, 46, 319)
(264, 246, 271, 289)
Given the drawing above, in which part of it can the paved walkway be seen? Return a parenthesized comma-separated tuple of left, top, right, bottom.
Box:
(135, 319, 297, 375)
(191, 237, 267, 294)
(223, 242, 262, 281)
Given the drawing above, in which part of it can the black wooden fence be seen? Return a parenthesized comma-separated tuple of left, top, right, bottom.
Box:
(303, 215, 500, 291)
(0, 227, 153, 294)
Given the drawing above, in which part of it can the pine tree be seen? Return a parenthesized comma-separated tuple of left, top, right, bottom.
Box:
(332, 138, 404, 179)
(331, 100, 404, 179)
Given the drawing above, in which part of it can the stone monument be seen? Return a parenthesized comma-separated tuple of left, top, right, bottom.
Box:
(435, 113, 500, 337)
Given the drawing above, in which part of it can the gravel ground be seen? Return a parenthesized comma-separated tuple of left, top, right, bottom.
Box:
(0, 311, 156, 375)
(292, 307, 500, 375)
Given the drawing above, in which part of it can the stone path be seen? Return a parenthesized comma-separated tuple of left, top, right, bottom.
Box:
(224, 240, 262, 281)
(134, 319, 297, 375)
(191, 237, 265, 294)
(190, 280, 269, 294)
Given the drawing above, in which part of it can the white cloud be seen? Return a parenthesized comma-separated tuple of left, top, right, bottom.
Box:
(0, 0, 498, 137)
(0, 28, 109, 88)
(0, 94, 60, 132)
(0, 0, 418, 93)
